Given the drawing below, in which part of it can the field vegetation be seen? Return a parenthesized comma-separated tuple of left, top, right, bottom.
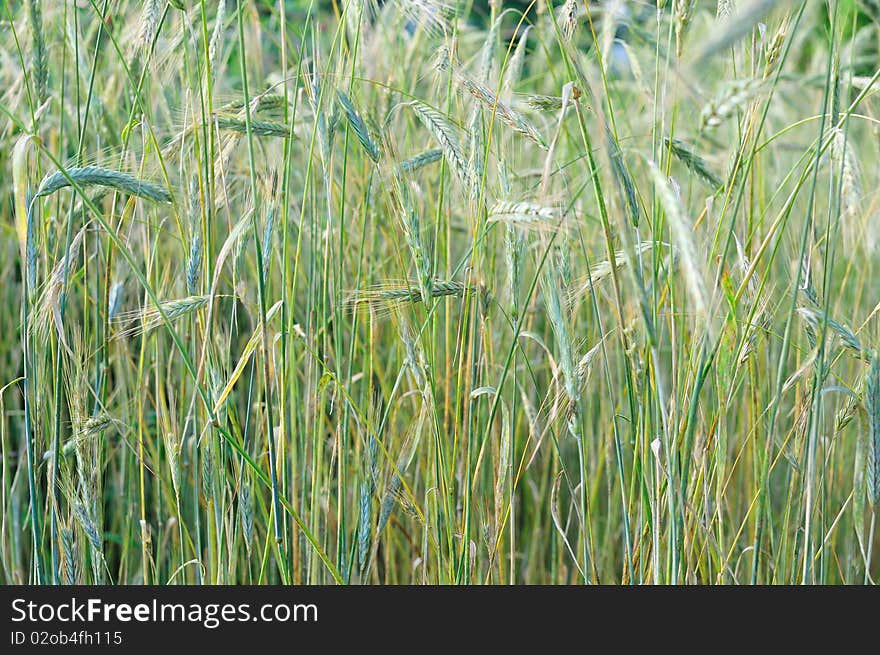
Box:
(2, 0, 880, 584)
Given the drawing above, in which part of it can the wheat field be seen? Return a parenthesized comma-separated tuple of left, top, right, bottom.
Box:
(1, 0, 879, 585)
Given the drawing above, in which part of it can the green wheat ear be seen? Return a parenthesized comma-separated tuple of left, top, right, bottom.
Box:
(34, 166, 172, 203)
(337, 90, 381, 163)
(407, 99, 478, 197)
(214, 116, 291, 138)
(397, 148, 443, 173)
(866, 351, 880, 506)
(28, 0, 48, 103)
(665, 137, 724, 190)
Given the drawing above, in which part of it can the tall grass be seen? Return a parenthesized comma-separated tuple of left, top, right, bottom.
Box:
(1, 0, 879, 584)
